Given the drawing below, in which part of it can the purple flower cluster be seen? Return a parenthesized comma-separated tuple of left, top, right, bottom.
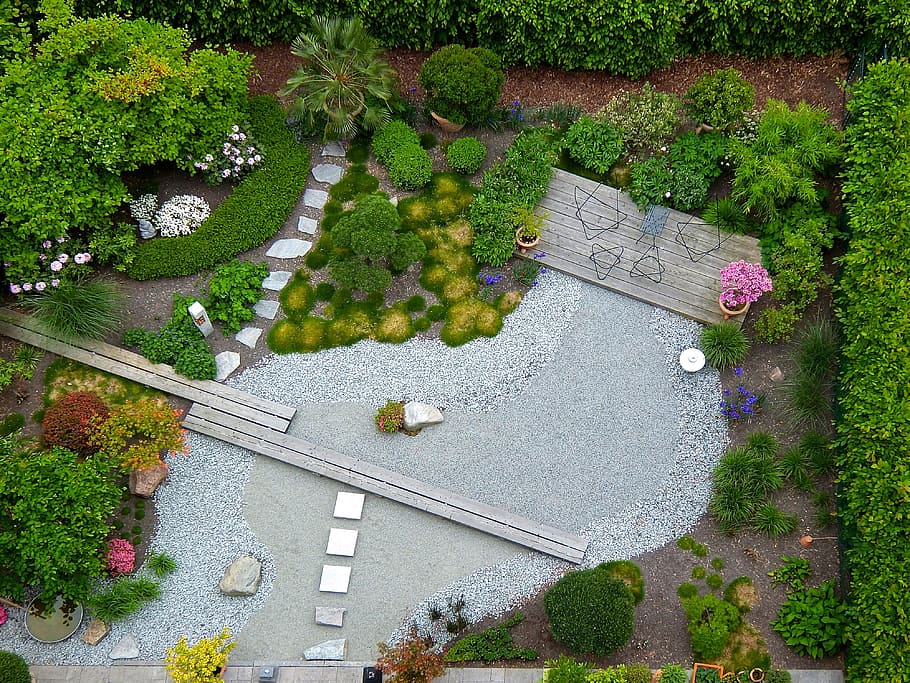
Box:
(720, 368, 760, 420)
(720, 260, 773, 307)
(7, 236, 89, 294)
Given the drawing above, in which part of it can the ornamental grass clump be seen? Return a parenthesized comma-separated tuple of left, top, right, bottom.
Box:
(700, 323, 749, 369)
(165, 628, 235, 683)
(719, 260, 772, 308)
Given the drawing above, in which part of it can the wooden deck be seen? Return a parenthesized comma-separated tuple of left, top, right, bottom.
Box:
(534, 168, 762, 325)
(0, 309, 295, 432)
(184, 403, 588, 563)
(1, 309, 587, 563)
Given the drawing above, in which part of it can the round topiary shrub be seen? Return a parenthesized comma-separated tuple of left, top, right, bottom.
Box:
(0, 649, 31, 683)
(42, 391, 110, 455)
(387, 144, 433, 190)
(446, 137, 487, 174)
(372, 120, 421, 166)
(544, 565, 635, 656)
(563, 116, 625, 174)
(684, 68, 755, 130)
(418, 45, 505, 125)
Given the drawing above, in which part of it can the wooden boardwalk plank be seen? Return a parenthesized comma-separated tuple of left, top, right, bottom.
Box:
(185, 404, 588, 563)
(532, 169, 762, 325)
(0, 310, 295, 432)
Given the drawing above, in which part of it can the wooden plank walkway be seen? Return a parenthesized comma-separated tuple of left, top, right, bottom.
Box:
(184, 403, 589, 563)
(1, 309, 587, 563)
(534, 168, 762, 325)
(0, 310, 296, 432)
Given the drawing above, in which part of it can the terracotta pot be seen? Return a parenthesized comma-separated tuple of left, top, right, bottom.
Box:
(430, 111, 465, 133)
(718, 294, 750, 320)
(515, 228, 540, 254)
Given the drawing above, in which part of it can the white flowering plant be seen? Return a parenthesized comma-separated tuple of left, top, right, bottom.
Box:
(154, 195, 211, 237)
(187, 125, 264, 185)
(129, 194, 158, 222)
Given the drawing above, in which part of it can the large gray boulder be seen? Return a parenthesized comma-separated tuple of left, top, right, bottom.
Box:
(219, 555, 262, 597)
(403, 402, 444, 430)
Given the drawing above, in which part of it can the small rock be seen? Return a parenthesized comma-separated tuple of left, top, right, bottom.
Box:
(254, 299, 280, 320)
(311, 163, 344, 185)
(138, 219, 156, 239)
(214, 351, 241, 381)
(262, 271, 292, 291)
(389, 196, 399, 207)
(109, 633, 140, 660)
(82, 618, 110, 646)
(303, 638, 346, 660)
(769, 366, 784, 382)
(403, 402, 444, 430)
(321, 141, 345, 157)
(129, 463, 168, 498)
(315, 607, 346, 627)
(304, 189, 329, 209)
(219, 555, 262, 597)
(235, 327, 263, 349)
(297, 216, 318, 235)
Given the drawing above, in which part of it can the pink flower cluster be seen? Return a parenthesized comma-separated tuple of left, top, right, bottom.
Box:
(0, 605, 7, 627)
(7, 237, 91, 294)
(105, 538, 136, 576)
(720, 260, 773, 307)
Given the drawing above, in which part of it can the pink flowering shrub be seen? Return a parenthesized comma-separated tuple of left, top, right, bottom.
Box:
(105, 538, 136, 576)
(720, 260, 773, 307)
(6, 234, 92, 294)
(188, 125, 263, 185)
(0, 605, 7, 626)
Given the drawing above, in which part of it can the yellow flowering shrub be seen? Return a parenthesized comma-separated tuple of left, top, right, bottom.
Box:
(165, 628, 235, 683)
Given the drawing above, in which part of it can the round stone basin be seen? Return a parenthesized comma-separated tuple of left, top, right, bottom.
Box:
(25, 595, 83, 643)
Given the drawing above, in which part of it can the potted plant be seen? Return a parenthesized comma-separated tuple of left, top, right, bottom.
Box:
(718, 260, 772, 319)
(165, 628, 235, 683)
(514, 206, 546, 254)
(418, 45, 505, 131)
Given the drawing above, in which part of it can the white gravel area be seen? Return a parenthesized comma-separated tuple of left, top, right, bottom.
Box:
(0, 269, 727, 664)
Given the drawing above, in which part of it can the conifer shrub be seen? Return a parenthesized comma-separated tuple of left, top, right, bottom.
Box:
(42, 391, 110, 456)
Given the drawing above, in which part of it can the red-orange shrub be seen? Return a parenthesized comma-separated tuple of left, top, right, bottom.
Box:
(42, 391, 110, 455)
(376, 628, 444, 683)
(88, 398, 187, 471)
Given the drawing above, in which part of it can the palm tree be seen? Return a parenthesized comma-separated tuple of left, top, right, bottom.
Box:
(279, 16, 397, 141)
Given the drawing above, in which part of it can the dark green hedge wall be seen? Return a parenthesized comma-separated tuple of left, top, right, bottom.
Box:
(75, 0, 906, 76)
(836, 58, 910, 681)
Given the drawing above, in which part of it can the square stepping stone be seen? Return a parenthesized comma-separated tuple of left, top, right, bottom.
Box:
(322, 141, 345, 157)
(333, 492, 365, 520)
(266, 239, 312, 259)
(304, 188, 329, 209)
(312, 163, 344, 185)
(326, 528, 358, 557)
(319, 565, 351, 593)
(315, 607, 346, 627)
(254, 299, 280, 320)
(234, 327, 262, 349)
(214, 351, 241, 382)
(297, 216, 318, 235)
(262, 271, 292, 291)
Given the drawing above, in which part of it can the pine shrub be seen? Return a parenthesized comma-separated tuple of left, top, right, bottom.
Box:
(0, 650, 31, 683)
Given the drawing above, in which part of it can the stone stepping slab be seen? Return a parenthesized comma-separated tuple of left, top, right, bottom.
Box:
(303, 638, 346, 660)
(262, 270, 292, 290)
(265, 239, 312, 259)
(326, 528, 358, 557)
(319, 565, 351, 593)
(315, 607, 346, 627)
(297, 216, 318, 235)
(214, 351, 241, 382)
(109, 633, 140, 660)
(333, 492, 365, 520)
(234, 327, 262, 349)
(304, 188, 329, 209)
(253, 299, 280, 320)
(321, 141, 345, 157)
(312, 163, 344, 185)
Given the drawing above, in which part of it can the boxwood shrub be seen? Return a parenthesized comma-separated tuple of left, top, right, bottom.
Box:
(128, 96, 310, 279)
(387, 143, 433, 190)
(446, 137, 487, 174)
(372, 120, 421, 166)
(543, 564, 635, 656)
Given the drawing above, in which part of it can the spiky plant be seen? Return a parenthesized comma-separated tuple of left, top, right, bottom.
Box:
(752, 501, 798, 536)
(800, 432, 835, 475)
(28, 277, 121, 341)
(280, 16, 396, 140)
(784, 370, 832, 428)
(793, 320, 839, 379)
(703, 197, 750, 234)
(700, 322, 750, 369)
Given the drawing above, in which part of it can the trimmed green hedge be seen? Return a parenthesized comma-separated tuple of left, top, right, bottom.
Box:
(75, 1, 904, 77)
(836, 59, 910, 680)
(127, 96, 310, 280)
